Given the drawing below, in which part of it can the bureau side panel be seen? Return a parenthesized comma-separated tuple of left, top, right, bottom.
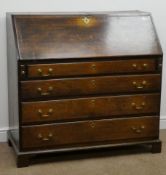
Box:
(6, 14, 20, 148)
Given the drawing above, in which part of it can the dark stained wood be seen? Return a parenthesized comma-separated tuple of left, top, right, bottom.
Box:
(7, 11, 163, 167)
(7, 129, 161, 168)
(151, 140, 162, 153)
(13, 12, 162, 60)
(21, 94, 160, 124)
(27, 59, 157, 78)
(21, 116, 159, 150)
(17, 155, 32, 168)
(6, 13, 20, 147)
(21, 74, 161, 99)
(7, 139, 12, 147)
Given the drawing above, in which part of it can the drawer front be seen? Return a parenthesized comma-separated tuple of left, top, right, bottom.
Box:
(26, 59, 157, 79)
(21, 116, 159, 150)
(21, 94, 160, 124)
(21, 74, 160, 99)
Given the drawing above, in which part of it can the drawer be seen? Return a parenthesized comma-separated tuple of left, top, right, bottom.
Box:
(21, 74, 160, 99)
(21, 116, 159, 150)
(26, 59, 156, 79)
(21, 93, 160, 124)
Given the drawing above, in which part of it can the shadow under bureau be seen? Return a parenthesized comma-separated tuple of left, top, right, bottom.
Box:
(7, 11, 163, 167)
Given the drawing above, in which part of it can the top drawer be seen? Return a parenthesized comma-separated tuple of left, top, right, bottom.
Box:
(23, 59, 157, 79)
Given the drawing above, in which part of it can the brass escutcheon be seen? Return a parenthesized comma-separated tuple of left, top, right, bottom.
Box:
(82, 17, 90, 24)
(90, 99, 96, 106)
(91, 63, 96, 70)
(89, 121, 95, 128)
(91, 79, 96, 86)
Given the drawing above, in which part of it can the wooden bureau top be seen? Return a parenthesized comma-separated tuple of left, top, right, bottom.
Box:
(9, 11, 162, 60)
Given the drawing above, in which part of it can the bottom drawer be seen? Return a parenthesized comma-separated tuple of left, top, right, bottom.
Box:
(21, 116, 159, 150)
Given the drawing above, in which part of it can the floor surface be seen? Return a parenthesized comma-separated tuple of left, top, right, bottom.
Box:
(0, 130, 166, 175)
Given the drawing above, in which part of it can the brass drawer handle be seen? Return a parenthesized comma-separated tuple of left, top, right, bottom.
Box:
(37, 86, 53, 96)
(131, 125, 145, 134)
(38, 108, 53, 118)
(131, 102, 145, 110)
(132, 63, 148, 69)
(37, 68, 53, 77)
(143, 63, 148, 68)
(132, 64, 137, 68)
(37, 133, 53, 141)
(132, 80, 147, 89)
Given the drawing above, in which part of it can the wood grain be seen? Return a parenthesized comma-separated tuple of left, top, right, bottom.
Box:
(21, 93, 160, 124)
(13, 13, 162, 60)
(21, 116, 159, 150)
(21, 74, 161, 99)
(27, 59, 157, 78)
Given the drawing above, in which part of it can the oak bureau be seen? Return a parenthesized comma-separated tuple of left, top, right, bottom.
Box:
(7, 11, 163, 167)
